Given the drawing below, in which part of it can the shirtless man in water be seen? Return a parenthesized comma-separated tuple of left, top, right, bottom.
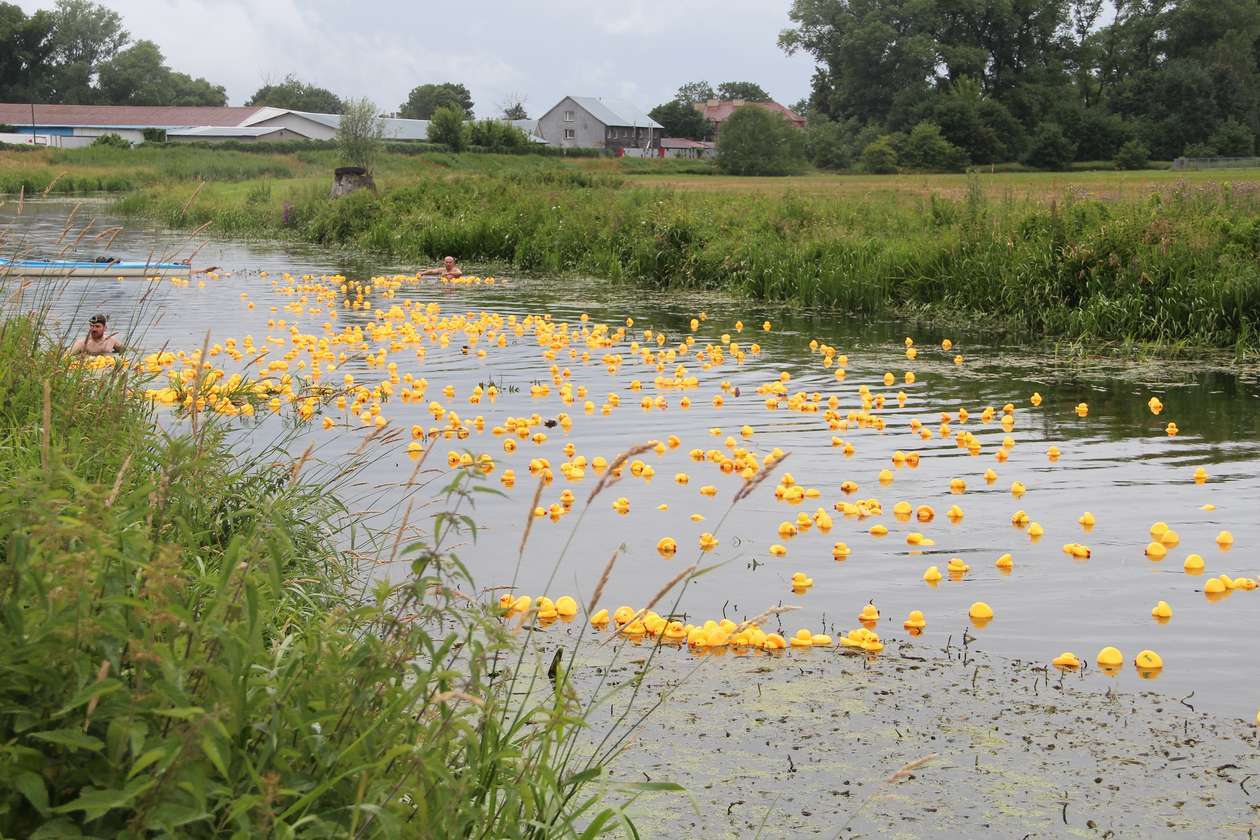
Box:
(70, 314, 124, 356)
(420, 256, 463, 279)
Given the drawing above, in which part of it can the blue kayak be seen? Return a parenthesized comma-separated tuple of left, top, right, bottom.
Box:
(0, 258, 193, 277)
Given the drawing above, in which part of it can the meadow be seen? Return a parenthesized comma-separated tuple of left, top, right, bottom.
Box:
(5, 144, 1260, 351)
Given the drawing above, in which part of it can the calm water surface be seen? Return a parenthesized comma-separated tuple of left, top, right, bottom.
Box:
(6, 199, 1260, 716)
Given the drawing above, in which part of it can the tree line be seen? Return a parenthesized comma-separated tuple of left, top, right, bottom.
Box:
(779, 0, 1260, 169)
(1, 0, 225, 106)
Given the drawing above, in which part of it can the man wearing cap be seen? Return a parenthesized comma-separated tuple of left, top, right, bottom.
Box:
(70, 315, 125, 356)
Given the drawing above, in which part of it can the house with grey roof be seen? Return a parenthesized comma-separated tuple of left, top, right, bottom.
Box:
(536, 97, 662, 151)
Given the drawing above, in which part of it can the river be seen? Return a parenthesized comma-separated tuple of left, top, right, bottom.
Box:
(5, 198, 1260, 719)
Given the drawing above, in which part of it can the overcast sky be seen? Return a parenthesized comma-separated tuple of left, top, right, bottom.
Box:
(17, 0, 818, 116)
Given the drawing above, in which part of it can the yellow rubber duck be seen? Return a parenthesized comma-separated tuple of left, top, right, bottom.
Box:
(1166, 422, 1179, 437)
(1030, 392, 1043, 407)
(858, 603, 879, 623)
(1147, 396, 1163, 415)
(657, 537, 677, 558)
(1096, 646, 1123, 667)
(1145, 542, 1167, 560)
(917, 505, 936, 522)
(790, 571, 813, 590)
(555, 596, 578, 618)
(1051, 652, 1080, 669)
(1046, 446, 1061, 461)
(613, 605, 635, 625)
(869, 524, 889, 536)
(984, 468, 998, 483)
(790, 628, 814, 648)
(946, 557, 970, 575)
(1134, 650, 1163, 670)
(903, 610, 926, 630)
(698, 532, 719, 552)
(1011, 481, 1027, 497)
(995, 553, 1014, 570)
(1159, 529, 1180, 547)
(1150, 521, 1168, 537)
(1204, 577, 1226, 594)
(968, 601, 994, 621)
(1183, 553, 1204, 573)
(1193, 467, 1208, 484)
(1216, 530, 1234, 547)
(769, 544, 788, 557)
(949, 478, 966, 493)
(1075, 402, 1088, 417)
(947, 504, 964, 522)
(590, 608, 610, 628)
(1026, 522, 1044, 538)
(1151, 600, 1172, 620)
(1078, 511, 1096, 527)
(923, 565, 942, 583)
(832, 542, 851, 559)
(1011, 510, 1030, 526)
(762, 633, 787, 651)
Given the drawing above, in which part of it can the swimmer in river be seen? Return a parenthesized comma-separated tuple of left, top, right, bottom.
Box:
(420, 256, 463, 279)
(69, 314, 124, 356)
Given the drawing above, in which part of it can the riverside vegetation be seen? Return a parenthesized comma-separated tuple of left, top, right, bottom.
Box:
(5, 143, 1260, 351)
(0, 300, 679, 836)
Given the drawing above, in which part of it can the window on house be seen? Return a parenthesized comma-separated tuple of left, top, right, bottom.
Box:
(564, 128, 575, 140)
(563, 110, 575, 122)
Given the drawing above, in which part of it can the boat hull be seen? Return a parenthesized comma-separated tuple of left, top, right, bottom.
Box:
(0, 260, 190, 278)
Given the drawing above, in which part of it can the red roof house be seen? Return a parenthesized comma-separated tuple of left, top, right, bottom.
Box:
(694, 99, 806, 134)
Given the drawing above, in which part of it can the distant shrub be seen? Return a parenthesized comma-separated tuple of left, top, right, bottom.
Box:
(1023, 123, 1076, 170)
(429, 105, 470, 152)
(716, 106, 806, 176)
(1210, 119, 1256, 157)
(91, 133, 130, 148)
(1183, 141, 1217, 158)
(804, 118, 851, 170)
(467, 119, 529, 151)
(1114, 139, 1151, 170)
(141, 127, 167, 143)
(0, 123, 16, 133)
(900, 121, 969, 171)
(859, 137, 899, 173)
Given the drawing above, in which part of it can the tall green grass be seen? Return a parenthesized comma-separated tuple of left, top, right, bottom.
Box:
(118, 171, 1260, 350)
(0, 302, 665, 836)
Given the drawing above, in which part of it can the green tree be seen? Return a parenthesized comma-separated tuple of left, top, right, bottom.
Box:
(428, 104, 469, 151)
(45, 0, 126, 102)
(1210, 118, 1256, 156)
(0, 3, 56, 101)
(247, 74, 343, 113)
(1023, 122, 1076, 169)
(95, 40, 224, 105)
(716, 105, 805, 176)
(499, 93, 528, 120)
(859, 136, 899, 173)
(336, 97, 383, 171)
(399, 82, 473, 119)
(648, 99, 710, 139)
(468, 118, 527, 150)
(1113, 138, 1150, 169)
(716, 81, 771, 102)
(804, 117, 851, 169)
(675, 80, 716, 104)
(900, 121, 969, 171)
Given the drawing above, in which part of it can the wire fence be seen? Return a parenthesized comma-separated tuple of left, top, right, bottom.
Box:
(1171, 156, 1260, 170)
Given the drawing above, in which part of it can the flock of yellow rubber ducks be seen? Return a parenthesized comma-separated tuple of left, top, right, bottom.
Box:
(110, 269, 1254, 687)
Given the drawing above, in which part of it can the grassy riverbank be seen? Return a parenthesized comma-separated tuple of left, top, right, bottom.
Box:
(0, 309, 648, 836)
(6, 143, 1260, 350)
